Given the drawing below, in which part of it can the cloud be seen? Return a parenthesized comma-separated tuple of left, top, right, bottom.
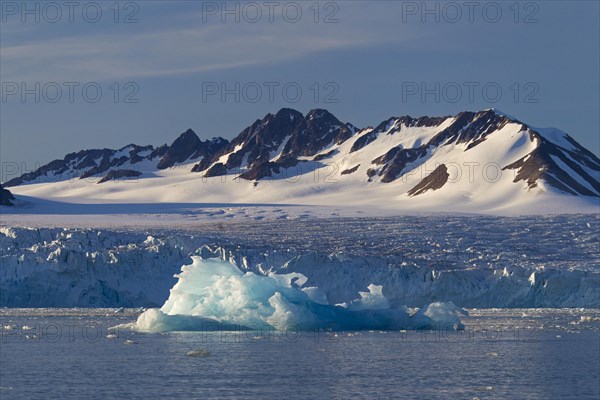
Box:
(0, 3, 420, 83)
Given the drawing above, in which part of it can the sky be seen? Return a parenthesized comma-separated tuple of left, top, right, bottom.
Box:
(1, 0, 599, 180)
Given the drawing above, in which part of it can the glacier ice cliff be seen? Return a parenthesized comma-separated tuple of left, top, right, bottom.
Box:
(0, 226, 598, 308)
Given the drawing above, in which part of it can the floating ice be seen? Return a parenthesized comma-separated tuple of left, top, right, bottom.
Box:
(186, 349, 211, 357)
(130, 257, 465, 332)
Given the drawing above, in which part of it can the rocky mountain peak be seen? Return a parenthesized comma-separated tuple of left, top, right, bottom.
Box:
(157, 129, 228, 170)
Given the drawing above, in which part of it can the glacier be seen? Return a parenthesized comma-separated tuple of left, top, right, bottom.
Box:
(128, 257, 464, 332)
(1, 215, 598, 309)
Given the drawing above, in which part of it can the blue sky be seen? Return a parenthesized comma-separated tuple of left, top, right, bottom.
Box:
(1, 0, 599, 177)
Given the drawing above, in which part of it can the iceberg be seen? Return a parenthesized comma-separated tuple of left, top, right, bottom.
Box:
(130, 257, 465, 332)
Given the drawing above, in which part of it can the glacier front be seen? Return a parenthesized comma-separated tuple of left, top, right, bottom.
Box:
(1, 215, 598, 309)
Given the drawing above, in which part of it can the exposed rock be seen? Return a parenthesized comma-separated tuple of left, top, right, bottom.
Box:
(157, 129, 228, 170)
(156, 129, 201, 169)
(373, 147, 427, 183)
(407, 164, 450, 196)
(206, 109, 356, 181)
(5, 145, 160, 186)
(503, 130, 600, 196)
(366, 168, 378, 181)
(369, 110, 517, 184)
(313, 149, 336, 161)
(281, 109, 355, 157)
(204, 163, 227, 178)
(239, 162, 281, 181)
(97, 169, 143, 184)
(191, 158, 211, 173)
(341, 165, 360, 175)
(0, 185, 15, 206)
(351, 130, 378, 153)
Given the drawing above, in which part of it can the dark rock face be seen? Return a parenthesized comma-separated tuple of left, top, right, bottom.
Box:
(363, 110, 599, 198)
(313, 150, 336, 161)
(204, 163, 227, 177)
(97, 169, 143, 184)
(341, 165, 360, 175)
(79, 151, 131, 180)
(157, 130, 228, 170)
(191, 158, 211, 173)
(5, 130, 228, 186)
(367, 110, 514, 184)
(216, 108, 304, 172)
(366, 168, 377, 181)
(192, 113, 286, 174)
(422, 110, 512, 151)
(351, 130, 378, 153)
(239, 161, 282, 181)
(407, 164, 450, 196)
(148, 144, 169, 161)
(503, 129, 600, 196)
(4, 144, 157, 187)
(349, 116, 447, 154)
(156, 129, 202, 169)
(281, 109, 355, 157)
(373, 146, 427, 183)
(193, 108, 357, 181)
(0, 185, 15, 206)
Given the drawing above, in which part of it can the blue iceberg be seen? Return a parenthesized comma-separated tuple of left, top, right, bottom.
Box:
(130, 257, 465, 332)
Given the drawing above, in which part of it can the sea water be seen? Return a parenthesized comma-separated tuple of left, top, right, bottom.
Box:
(1, 308, 598, 399)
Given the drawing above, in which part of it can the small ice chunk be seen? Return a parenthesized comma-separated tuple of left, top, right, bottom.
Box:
(415, 302, 467, 330)
(186, 349, 211, 357)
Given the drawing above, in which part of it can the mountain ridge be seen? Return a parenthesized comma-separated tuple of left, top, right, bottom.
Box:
(3, 108, 600, 214)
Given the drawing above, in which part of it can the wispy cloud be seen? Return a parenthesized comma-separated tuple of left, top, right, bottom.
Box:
(0, 3, 421, 82)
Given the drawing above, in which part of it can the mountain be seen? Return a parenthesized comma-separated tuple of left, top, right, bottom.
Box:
(157, 129, 228, 170)
(3, 129, 228, 186)
(192, 108, 357, 180)
(0, 185, 15, 206)
(3, 108, 599, 214)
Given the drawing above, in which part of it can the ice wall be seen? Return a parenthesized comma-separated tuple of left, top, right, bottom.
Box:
(1, 227, 598, 308)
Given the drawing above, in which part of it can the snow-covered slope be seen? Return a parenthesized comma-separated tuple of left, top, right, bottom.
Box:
(3, 109, 599, 215)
